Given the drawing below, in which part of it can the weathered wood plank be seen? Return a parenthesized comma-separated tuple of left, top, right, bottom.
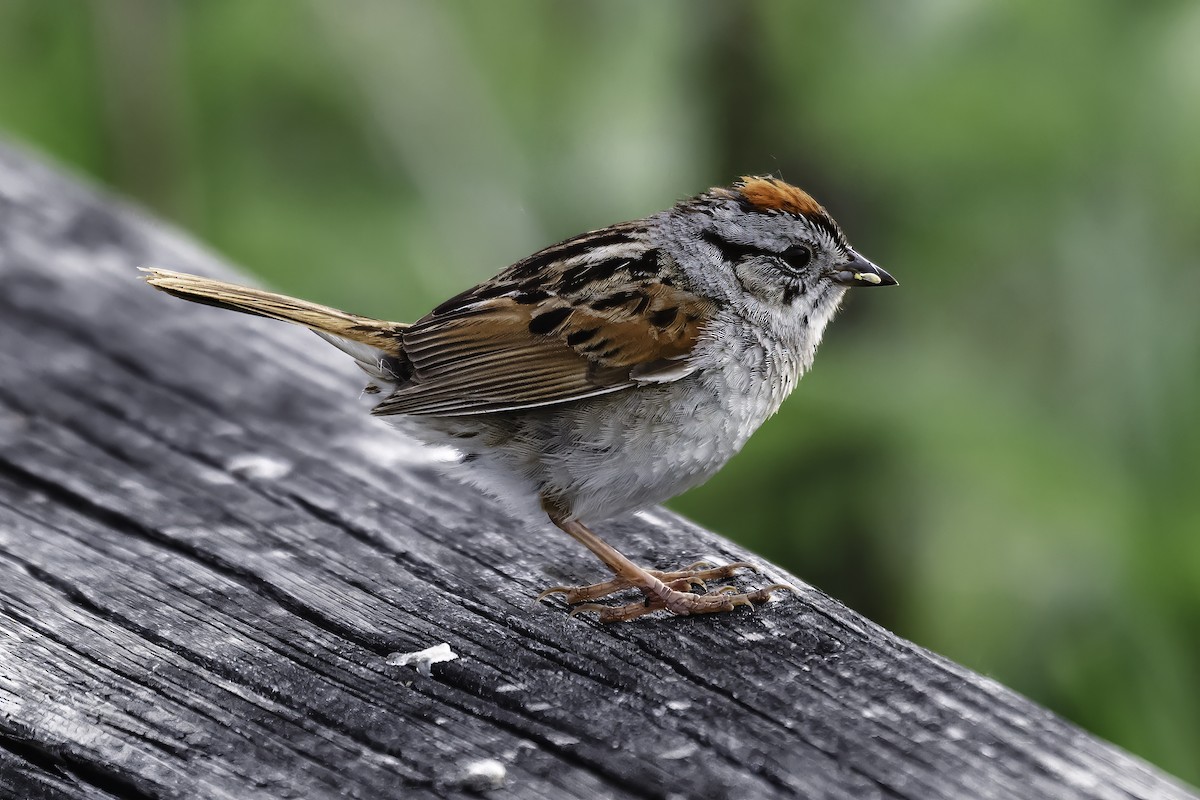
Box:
(0, 139, 1194, 800)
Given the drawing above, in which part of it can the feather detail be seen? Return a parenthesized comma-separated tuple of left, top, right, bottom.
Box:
(368, 240, 715, 417)
(735, 176, 825, 217)
(140, 268, 407, 377)
(141, 269, 408, 351)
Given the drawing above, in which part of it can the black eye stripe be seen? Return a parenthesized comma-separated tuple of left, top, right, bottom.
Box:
(700, 230, 764, 262)
(701, 231, 813, 271)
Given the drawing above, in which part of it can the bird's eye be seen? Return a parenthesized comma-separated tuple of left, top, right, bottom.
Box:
(781, 244, 812, 271)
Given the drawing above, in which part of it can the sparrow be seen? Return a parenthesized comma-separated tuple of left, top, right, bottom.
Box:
(143, 176, 896, 622)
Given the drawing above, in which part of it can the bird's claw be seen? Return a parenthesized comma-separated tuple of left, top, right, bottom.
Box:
(542, 563, 791, 623)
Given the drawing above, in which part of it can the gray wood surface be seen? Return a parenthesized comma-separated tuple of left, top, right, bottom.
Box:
(0, 140, 1193, 800)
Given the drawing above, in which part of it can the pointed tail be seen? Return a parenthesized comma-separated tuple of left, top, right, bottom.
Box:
(140, 268, 408, 377)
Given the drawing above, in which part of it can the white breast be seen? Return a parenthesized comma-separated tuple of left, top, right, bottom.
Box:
(547, 306, 815, 521)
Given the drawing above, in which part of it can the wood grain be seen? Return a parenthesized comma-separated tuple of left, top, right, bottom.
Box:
(0, 141, 1193, 800)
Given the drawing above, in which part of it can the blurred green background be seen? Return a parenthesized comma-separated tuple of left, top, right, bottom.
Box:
(3, 0, 1197, 782)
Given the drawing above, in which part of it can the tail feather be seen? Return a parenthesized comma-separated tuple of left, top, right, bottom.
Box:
(140, 268, 408, 375)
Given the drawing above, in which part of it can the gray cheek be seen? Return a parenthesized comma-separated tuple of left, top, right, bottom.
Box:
(732, 259, 790, 305)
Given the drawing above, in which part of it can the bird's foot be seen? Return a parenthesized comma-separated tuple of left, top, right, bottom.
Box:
(571, 582, 794, 623)
(537, 561, 758, 605)
(538, 560, 792, 622)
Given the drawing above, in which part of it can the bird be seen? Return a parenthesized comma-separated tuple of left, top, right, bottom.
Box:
(142, 176, 896, 622)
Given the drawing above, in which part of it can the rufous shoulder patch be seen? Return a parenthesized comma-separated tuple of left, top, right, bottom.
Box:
(736, 176, 825, 216)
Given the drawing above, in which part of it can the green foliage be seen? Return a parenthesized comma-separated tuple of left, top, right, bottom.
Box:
(2, 0, 1197, 782)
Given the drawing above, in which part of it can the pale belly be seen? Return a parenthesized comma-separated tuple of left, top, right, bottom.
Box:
(412, 333, 802, 524)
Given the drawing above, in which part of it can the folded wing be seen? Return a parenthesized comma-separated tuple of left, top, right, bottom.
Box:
(373, 280, 713, 417)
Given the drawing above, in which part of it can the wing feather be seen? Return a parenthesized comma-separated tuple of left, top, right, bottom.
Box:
(371, 259, 714, 417)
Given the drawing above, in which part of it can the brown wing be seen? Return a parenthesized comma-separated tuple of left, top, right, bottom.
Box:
(371, 281, 713, 417)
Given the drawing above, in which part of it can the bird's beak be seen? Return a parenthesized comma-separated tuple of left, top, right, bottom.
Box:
(829, 250, 897, 287)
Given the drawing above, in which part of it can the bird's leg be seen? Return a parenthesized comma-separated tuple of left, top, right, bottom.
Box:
(539, 503, 789, 622)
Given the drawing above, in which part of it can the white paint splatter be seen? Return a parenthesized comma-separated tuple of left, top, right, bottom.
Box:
(386, 642, 459, 677)
(659, 743, 699, 760)
(196, 466, 237, 485)
(459, 758, 506, 791)
(495, 683, 525, 693)
(225, 453, 292, 480)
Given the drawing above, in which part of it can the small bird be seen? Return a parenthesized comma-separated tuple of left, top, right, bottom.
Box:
(143, 176, 895, 622)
